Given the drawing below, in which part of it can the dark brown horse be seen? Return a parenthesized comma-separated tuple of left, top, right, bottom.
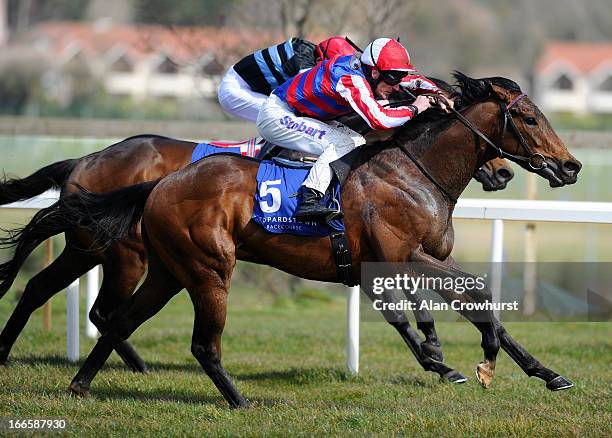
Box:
(41, 73, 580, 407)
(0, 74, 512, 374)
(0, 135, 194, 372)
(0, 137, 511, 382)
(0, 136, 513, 376)
(474, 159, 514, 191)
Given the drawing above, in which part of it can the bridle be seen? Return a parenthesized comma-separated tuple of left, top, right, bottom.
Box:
(390, 86, 548, 203)
(489, 92, 547, 171)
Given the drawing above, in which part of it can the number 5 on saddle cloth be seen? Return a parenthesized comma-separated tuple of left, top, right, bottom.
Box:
(252, 158, 344, 236)
(253, 157, 355, 286)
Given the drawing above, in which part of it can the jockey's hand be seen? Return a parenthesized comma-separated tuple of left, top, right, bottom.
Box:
(429, 94, 454, 113)
(413, 95, 432, 114)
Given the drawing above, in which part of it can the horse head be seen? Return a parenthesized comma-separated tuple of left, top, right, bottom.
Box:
(473, 158, 514, 191)
(454, 72, 581, 187)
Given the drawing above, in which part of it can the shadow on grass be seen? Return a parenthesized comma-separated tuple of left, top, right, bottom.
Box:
(9, 356, 438, 385)
(234, 367, 359, 384)
(10, 354, 137, 371)
(88, 387, 288, 408)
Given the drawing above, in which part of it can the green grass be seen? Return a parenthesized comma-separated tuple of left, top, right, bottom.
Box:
(0, 285, 610, 437)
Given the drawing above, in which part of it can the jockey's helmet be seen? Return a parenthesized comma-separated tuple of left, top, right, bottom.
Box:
(360, 38, 417, 86)
(315, 36, 355, 61)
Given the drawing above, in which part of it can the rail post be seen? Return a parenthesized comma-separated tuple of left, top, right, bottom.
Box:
(66, 279, 79, 363)
(490, 219, 504, 320)
(523, 173, 538, 315)
(86, 267, 99, 338)
(346, 285, 360, 374)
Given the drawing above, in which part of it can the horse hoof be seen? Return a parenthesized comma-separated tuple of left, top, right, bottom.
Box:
(0, 345, 9, 365)
(546, 375, 574, 391)
(230, 398, 251, 409)
(476, 361, 495, 389)
(421, 342, 444, 364)
(130, 362, 148, 374)
(68, 381, 90, 398)
(442, 370, 468, 384)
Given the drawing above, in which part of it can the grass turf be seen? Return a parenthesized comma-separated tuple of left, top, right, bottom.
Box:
(0, 284, 610, 437)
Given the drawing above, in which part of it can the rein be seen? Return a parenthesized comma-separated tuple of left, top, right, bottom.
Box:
(397, 142, 458, 203)
(436, 90, 546, 171)
(388, 88, 546, 202)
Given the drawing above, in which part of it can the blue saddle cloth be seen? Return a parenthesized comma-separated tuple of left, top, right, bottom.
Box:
(191, 139, 261, 163)
(252, 159, 344, 237)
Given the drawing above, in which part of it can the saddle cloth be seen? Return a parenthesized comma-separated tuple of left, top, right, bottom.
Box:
(252, 159, 344, 237)
(191, 138, 264, 163)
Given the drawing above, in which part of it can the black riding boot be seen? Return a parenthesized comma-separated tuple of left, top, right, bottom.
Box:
(294, 187, 339, 221)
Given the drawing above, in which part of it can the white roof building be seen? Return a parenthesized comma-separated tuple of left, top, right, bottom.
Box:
(535, 41, 612, 115)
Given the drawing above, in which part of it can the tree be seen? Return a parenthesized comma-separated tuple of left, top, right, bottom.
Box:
(131, 0, 236, 26)
(7, 0, 90, 34)
(278, 0, 314, 38)
(0, 47, 50, 114)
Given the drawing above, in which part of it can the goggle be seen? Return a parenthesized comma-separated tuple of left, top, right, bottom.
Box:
(379, 70, 406, 86)
(367, 40, 406, 86)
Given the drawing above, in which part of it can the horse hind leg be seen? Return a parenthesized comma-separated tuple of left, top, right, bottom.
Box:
(69, 251, 182, 397)
(89, 246, 149, 373)
(409, 289, 444, 363)
(364, 288, 467, 384)
(188, 273, 249, 408)
(0, 246, 96, 364)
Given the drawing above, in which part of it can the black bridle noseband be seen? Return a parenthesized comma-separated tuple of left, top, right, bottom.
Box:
(496, 93, 547, 170)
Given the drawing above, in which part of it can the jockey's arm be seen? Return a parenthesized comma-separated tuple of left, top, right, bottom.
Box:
(401, 75, 454, 111)
(335, 74, 419, 130)
(400, 75, 443, 95)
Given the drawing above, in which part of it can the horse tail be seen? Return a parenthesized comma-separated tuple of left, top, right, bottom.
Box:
(0, 158, 79, 205)
(0, 179, 160, 298)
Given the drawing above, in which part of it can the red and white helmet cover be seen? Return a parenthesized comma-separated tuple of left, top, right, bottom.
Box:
(360, 38, 417, 72)
(315, 36, 355, 61)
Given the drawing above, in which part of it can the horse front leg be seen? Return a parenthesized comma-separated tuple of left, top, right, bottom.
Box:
(410, 248, 573, 390)
(409, 248, 501, 389)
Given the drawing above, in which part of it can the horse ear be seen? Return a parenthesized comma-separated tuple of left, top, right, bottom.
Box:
(483, 79, 495, 94)
(485, 80, 513, 102)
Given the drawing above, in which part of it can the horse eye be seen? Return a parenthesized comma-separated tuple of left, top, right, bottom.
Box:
(524, 117, 537, 126)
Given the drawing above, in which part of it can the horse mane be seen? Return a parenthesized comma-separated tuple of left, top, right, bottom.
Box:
(452, 71, 522, 107)
(392, 71, 523, 142)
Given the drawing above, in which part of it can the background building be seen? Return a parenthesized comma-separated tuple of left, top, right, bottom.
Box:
(535, 42, 612, 115)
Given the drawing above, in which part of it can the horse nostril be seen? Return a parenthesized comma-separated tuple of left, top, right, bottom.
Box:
(496, 168, 514, 180)
(562, 160, 582, 174)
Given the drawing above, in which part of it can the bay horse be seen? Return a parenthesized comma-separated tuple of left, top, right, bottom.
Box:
(474, 159, 513, 191)
(0, 120, 513, 378)
(42, 72, 580, 407)
(0, 139, 513, 382)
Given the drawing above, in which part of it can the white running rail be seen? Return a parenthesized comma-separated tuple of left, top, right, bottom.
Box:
(344, 198, 612, 374)
(2, 192, 612, 366)
(1, 190, 99, 362)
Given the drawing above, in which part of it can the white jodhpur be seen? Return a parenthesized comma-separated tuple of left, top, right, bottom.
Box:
(257, 94, 365, 193)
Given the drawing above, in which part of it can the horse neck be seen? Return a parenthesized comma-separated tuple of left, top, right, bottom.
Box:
(391, 101, 501, 201)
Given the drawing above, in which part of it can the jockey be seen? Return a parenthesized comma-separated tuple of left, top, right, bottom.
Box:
(218, 36, 355, 122)
(256, 37, 453, 220)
